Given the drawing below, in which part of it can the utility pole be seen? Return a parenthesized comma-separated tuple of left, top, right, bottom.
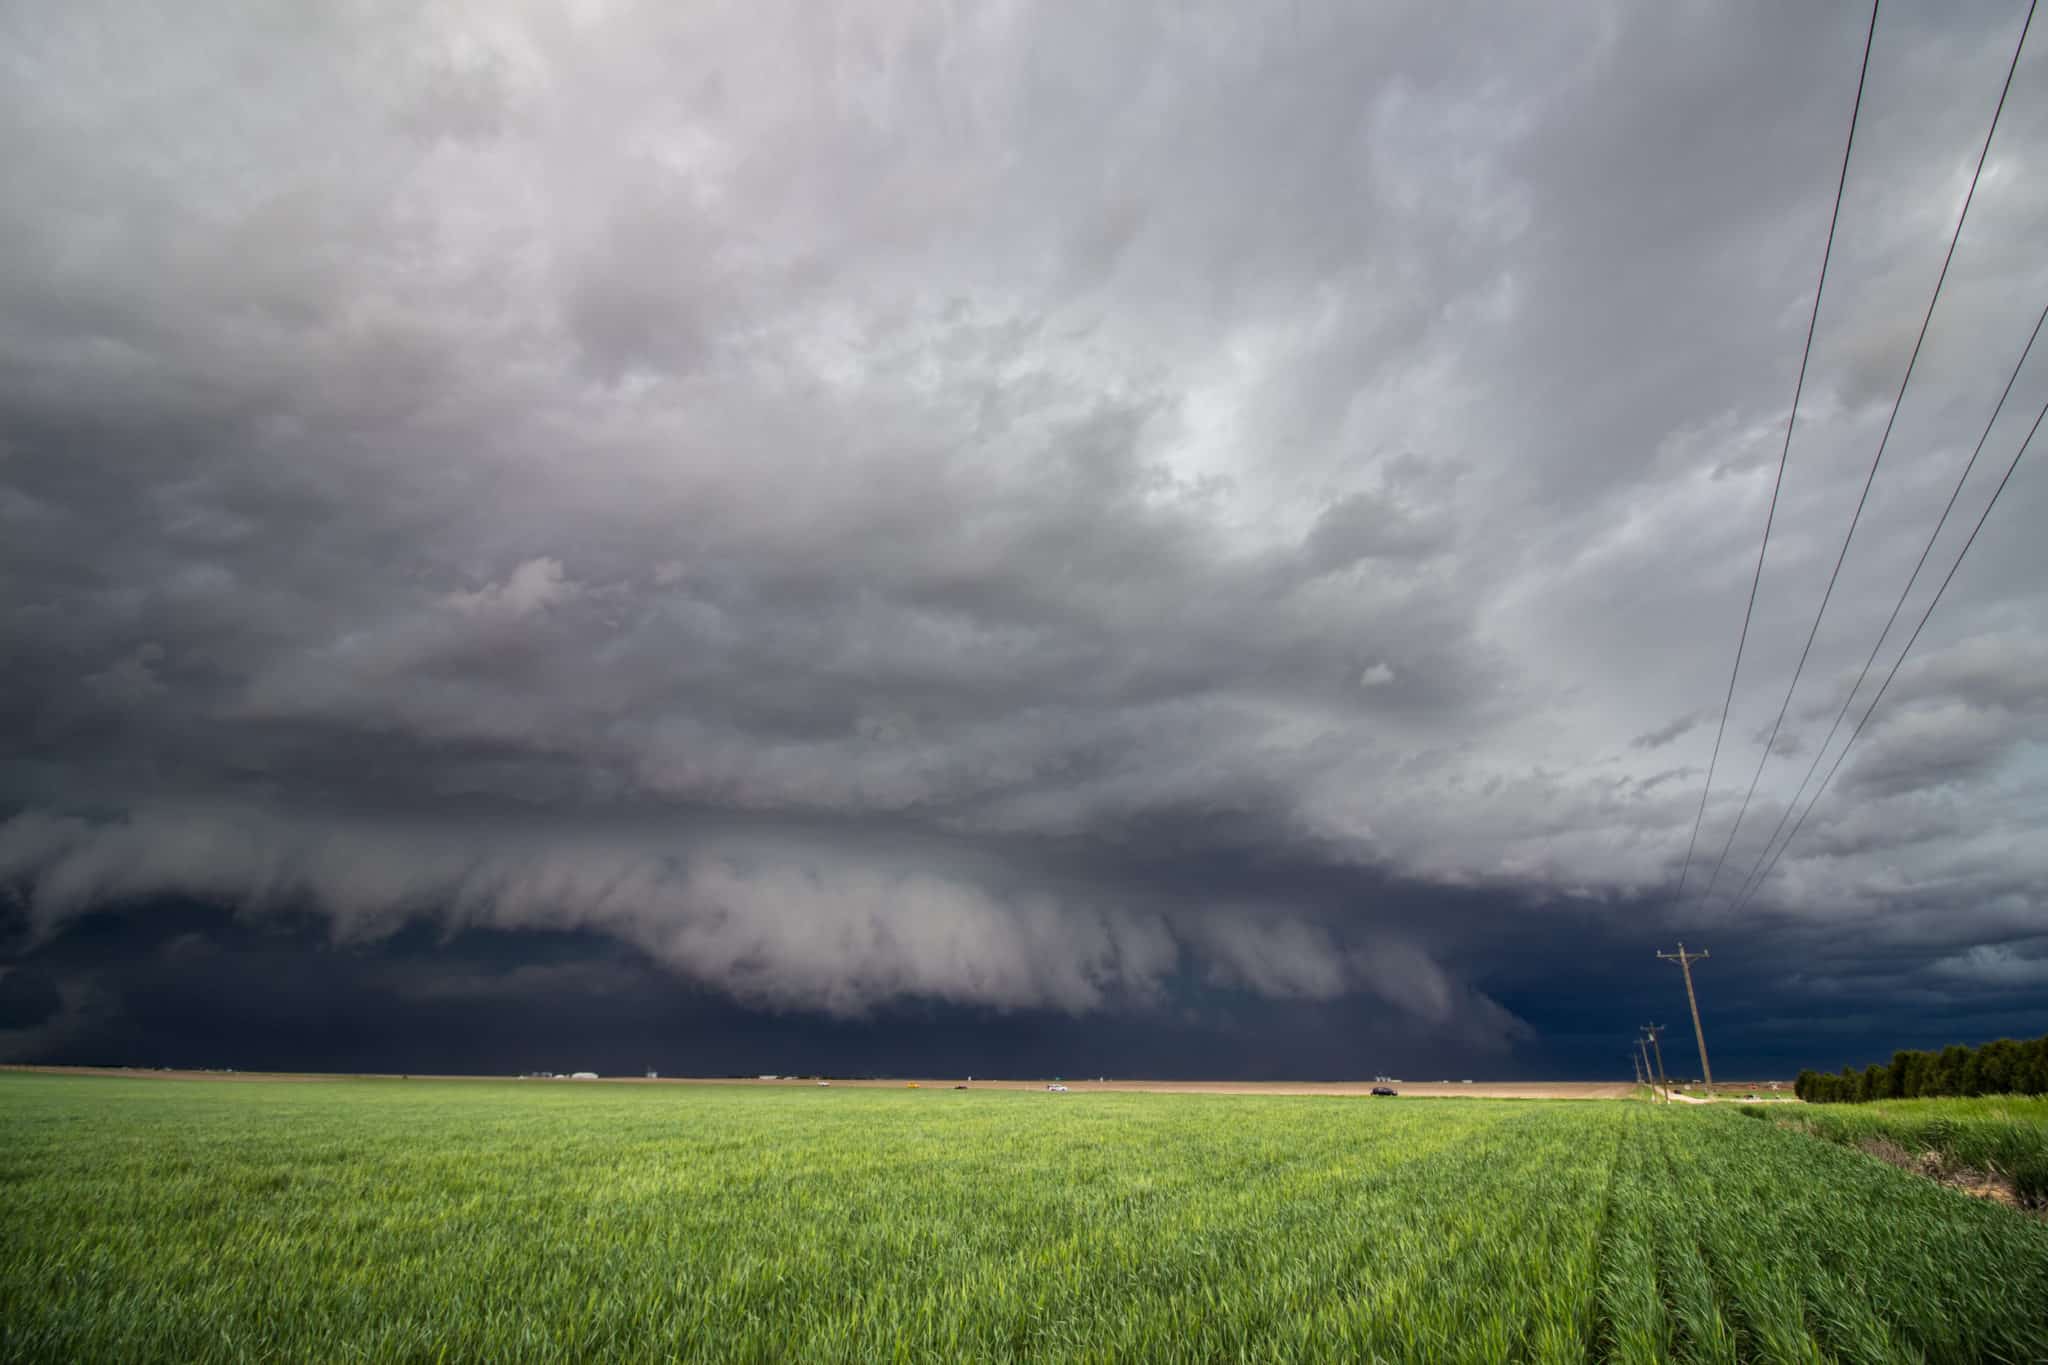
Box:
(1630, 1044, 1645, 1088)
(1642, 1025, 1669, 1099)
(1657, 942, 1714, 1088)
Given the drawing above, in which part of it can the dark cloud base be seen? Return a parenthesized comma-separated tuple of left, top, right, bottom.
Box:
(7, 893, 2042, 1082)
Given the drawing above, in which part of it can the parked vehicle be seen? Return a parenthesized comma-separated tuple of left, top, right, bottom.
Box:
(1371, 1086, 1398, 1097)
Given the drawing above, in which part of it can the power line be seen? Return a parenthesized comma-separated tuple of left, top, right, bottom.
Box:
(1642, 1024, 1670, 1100)
(1728, 391, 2048, 915)
(1698, 0, 2037, 904)
(1656, 944, 1713, 1088)
(1674, 1, 1879, 904)
(1723, 298, 2048, 911)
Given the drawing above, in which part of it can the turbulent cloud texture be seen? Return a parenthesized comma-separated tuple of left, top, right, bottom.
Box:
(3, 1, 2046, 1065)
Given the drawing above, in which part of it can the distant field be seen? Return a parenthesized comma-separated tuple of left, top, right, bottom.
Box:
(0, 1067, 1641, 1099)
(4, 1075, 2046, 1363)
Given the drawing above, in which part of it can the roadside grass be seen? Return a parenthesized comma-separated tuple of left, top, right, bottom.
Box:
(1742, 1095, 2048, 1207)
(3, 1075, 2046, 1362)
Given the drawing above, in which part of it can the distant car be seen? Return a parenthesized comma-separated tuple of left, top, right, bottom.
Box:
(1371, 1086, 1398, 1097)
(818, 1081, 830, 1087)
(954, 1084, 968, 1090)
(1046, 1084, 1068, 1092)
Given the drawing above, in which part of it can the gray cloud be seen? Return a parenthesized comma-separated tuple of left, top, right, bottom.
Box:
(1931, 943, 2048, 989)
(2, 1, 2045, 1036)
(1631, 712, 1707, 752)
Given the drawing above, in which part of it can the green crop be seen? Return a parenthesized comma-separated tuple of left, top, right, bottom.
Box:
(2, 1075, 2044, 1362)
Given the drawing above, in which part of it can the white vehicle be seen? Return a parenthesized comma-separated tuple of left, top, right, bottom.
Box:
(818, 1080, 830, 1087)
(1046, 1084, 1069, 1092)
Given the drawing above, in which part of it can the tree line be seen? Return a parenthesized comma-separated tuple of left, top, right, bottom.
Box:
(1794, 1033, 2048, 1103)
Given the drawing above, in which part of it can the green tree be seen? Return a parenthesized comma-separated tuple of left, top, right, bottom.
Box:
(1977, 1039, 2016, 1095)
(1934, 1045, 1970, 1097)
(2022, 1037, 2048, 1095)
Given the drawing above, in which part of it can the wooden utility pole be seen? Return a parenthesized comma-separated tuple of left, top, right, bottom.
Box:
(1630, 1044, 1645, 1088)
(1657, 942, 1714, 1088)
(1642, 1025, 1669, 1098)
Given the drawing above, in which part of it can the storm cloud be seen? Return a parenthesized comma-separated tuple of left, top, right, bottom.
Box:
(3, 1, 2046, 1072)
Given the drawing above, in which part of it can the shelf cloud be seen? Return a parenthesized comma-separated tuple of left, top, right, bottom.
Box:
(3, 1, 2045, 1069)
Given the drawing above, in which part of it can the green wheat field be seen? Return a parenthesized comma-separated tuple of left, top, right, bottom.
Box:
(3, 1074, 2046, 1363)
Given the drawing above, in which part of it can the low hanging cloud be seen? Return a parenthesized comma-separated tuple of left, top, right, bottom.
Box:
(0, 804, 1533, 1037)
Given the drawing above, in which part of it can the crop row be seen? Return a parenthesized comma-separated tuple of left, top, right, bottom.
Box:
(1606, 1106, 2048, 1362)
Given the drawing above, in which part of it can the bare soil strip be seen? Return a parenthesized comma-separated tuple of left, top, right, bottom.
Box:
(1854, 1135, 2034, 1213)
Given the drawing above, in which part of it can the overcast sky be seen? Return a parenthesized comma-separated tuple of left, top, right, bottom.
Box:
(3, 1, 2046, 1078)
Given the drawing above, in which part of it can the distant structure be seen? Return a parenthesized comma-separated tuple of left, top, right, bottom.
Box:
(571, 1071, 598, 1080)
(645, 1068, 659, 1080)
